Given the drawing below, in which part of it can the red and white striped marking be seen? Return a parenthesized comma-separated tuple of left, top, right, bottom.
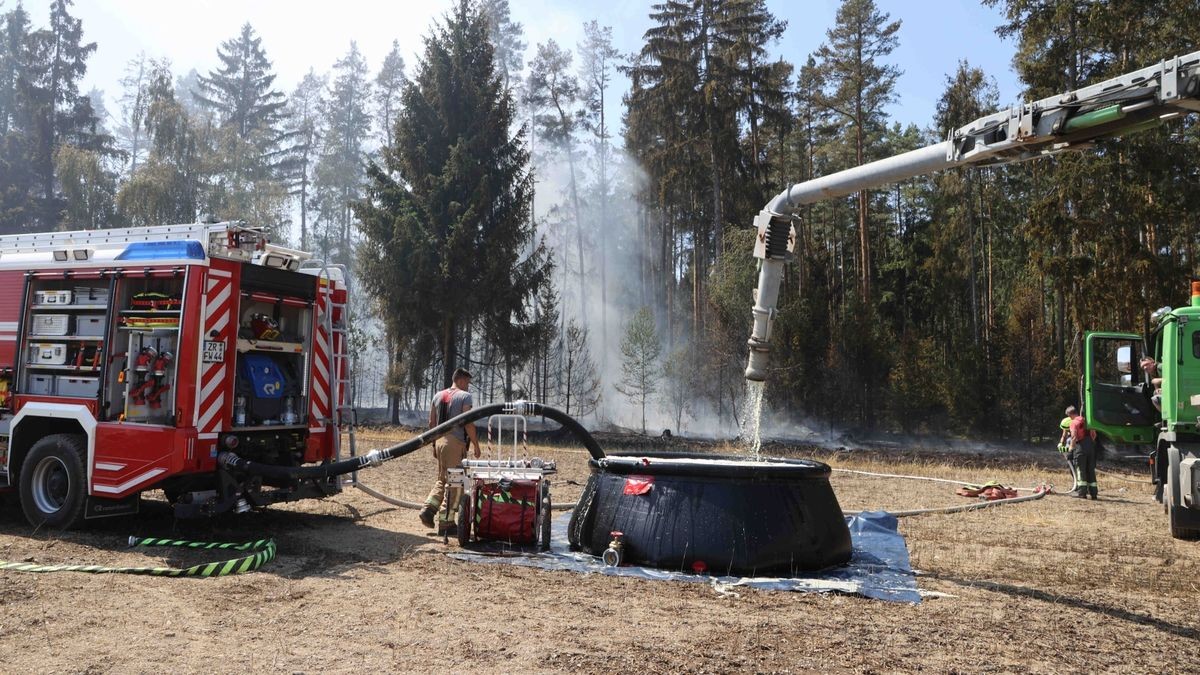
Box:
(310, 287, 332, 427)
(198, 270, 234, 435)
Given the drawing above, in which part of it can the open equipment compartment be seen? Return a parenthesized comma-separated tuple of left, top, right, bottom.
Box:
(232, 267, 314, 430)
(111, 273, 184, 425)
(19, 275, 112, 402)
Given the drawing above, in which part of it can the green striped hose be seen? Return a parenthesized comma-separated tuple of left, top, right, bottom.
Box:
(0, 537, 276, 577)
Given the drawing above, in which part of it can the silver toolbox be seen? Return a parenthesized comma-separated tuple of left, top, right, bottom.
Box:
(73, 286, 109, 306)
(28, 343, 67, 365)
(30, 313, 70, 336)
(26, 373, 54, 396)
(33, 290, 72, 306)
(55, 375, 98, 398)
(75, 315, 106, 336)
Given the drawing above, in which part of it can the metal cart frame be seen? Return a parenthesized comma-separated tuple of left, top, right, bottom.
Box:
(440, 414, 556, 550)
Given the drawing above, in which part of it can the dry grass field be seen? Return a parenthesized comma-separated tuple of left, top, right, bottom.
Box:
(0, 429, 1197, 673)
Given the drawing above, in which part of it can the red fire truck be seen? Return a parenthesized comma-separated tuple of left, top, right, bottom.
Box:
(0, 222, 353, 527)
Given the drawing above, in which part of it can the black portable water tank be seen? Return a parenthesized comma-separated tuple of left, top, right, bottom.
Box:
(568, 452, 852, 575)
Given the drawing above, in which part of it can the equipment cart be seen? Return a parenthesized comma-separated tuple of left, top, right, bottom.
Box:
(441, 414, 556, 550)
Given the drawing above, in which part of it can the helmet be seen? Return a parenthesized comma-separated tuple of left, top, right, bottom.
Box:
(250, 314, 281, 340)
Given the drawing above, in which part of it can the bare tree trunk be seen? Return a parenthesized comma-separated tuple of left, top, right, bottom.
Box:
(597, 86, 610, 394)
(566, 139, 587, 325)
(441, 319, 456, 388)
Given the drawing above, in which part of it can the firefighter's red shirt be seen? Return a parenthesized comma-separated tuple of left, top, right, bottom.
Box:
(1069, 415, 1095, 442)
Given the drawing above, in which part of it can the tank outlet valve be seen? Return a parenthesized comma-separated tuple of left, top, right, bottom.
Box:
(602, 531, 626, 567)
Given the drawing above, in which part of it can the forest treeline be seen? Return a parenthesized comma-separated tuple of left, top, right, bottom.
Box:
(1, 0, 1197, 439)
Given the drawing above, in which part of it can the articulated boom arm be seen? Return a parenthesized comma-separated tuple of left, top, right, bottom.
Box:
(745, 50, 1200, 382)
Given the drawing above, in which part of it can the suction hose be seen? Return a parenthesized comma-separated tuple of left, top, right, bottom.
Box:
(832, 468, 1051, 517)
(217, 401, 605, 481)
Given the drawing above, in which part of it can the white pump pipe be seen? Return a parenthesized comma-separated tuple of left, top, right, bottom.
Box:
(744, 50, 1200, 382)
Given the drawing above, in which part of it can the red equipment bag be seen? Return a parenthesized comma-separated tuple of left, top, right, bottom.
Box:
(474, 480, 538, 544)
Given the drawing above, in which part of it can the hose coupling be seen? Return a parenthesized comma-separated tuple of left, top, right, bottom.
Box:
(506, 400, 534, 417)
(217, 451, 243, 469)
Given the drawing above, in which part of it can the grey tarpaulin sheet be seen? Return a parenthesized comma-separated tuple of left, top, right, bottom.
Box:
(447, 510, 920, 603)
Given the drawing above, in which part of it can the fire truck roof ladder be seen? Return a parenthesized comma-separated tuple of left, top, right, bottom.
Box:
(0, 222, 267, 262)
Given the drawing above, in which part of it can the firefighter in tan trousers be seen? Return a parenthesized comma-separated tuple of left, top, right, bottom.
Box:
(418, 368, 481, 529)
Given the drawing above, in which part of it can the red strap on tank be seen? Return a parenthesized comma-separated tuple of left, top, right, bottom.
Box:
(623, 475, 654, 495)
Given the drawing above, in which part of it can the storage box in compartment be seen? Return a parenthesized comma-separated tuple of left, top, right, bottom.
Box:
(33, 290, 72, 306)
(75, 315, 106, 337)
(55, 375, 98, 398)
(28, 343, 67, 365)
(30, 314, 70, 336)
(26, 373, 54, 396)
(73, 286, 109, 305)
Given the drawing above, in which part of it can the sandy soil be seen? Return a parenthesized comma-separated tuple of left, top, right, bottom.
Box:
(0, 432, 1196, 674)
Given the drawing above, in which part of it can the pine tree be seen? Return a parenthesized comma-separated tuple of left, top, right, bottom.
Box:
(559, 320, 601, 417)
(373, 40, 407, 151)
(116, 52, 151, 177)
(528, 39, 587, 322)
(810, 0, 901, 300)
(660, 346, 694, 433)
(0, 4, 36, 232)
(719, 0, 790, 189)
(927, 61, 999, 373)
(479, 0, 525, 92)
(356, 0, 552, 388)
(283, 69, 324, 250)
(626, 0, 706, 346)
(55, 143, 114, 228)
(195, 23, 287, 152)
(616, 306, 662, 434)
(0, 4, 28, 136)
(311, 42, 371, 266)
(24, 0, 106, 228)
(578, 20, 621, 374)
(626, 0, 782, 350)
(196, 23, 290, 230)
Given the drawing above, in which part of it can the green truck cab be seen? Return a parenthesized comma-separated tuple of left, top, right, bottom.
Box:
(1084, 284, 1200, 539)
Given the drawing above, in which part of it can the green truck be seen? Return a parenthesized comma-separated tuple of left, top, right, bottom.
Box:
(1085, 282, 1200, 539)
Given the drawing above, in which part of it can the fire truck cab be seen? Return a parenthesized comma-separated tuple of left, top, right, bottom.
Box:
(0, 222, 351, 527)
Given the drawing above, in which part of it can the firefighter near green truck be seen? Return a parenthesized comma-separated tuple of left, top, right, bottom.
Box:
(1083, 281, 1200, 539)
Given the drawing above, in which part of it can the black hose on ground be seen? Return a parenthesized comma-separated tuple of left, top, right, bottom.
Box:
(217, 401, 605, 481)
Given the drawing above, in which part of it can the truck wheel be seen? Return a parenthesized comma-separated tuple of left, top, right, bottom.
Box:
(19, 434, 87, 529)
(1167, 447, 1200, 540)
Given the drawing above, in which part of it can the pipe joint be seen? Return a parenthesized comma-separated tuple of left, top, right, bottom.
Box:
(505, 400, 535, 417)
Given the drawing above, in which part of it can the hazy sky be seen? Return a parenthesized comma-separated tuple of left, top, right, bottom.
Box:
(26, 0, 1022, 134)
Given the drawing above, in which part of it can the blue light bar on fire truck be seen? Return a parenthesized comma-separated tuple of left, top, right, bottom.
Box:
(116, 240, 207, 261)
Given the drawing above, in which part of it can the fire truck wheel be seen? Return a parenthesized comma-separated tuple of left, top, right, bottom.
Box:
(19, 434, 87, 529)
